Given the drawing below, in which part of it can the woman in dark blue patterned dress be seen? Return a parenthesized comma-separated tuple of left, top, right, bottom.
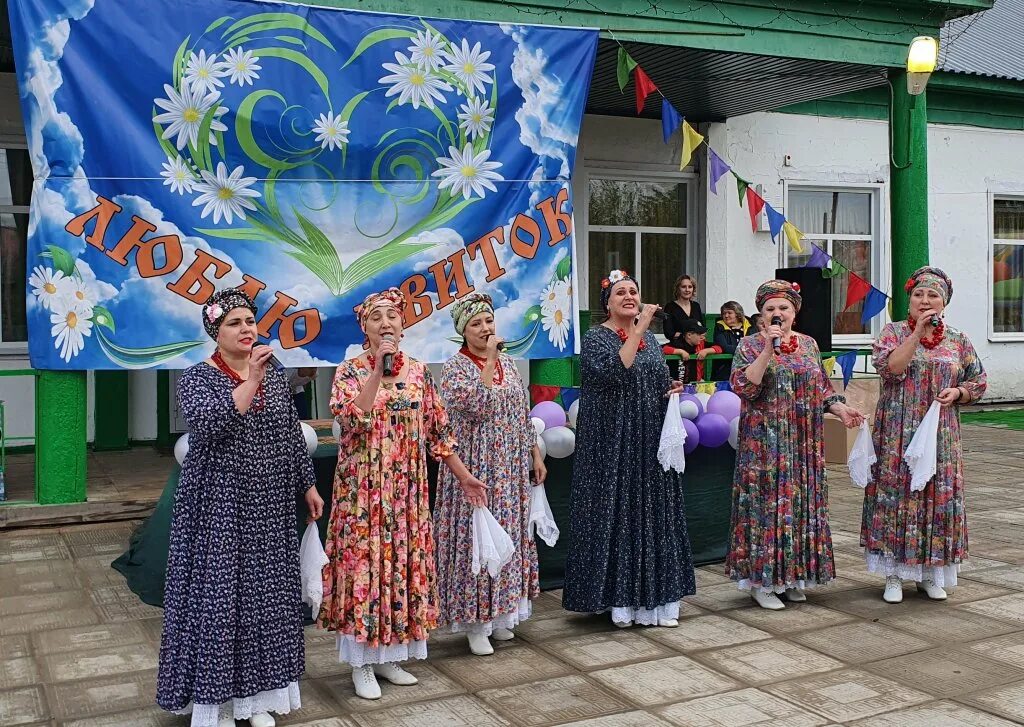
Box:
(563, 270, 694, 627)
(157, 289, 324, 727)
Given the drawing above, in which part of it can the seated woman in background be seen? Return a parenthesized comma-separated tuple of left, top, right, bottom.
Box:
(662, 319, 721, 383)
(711, 301, 750, 381)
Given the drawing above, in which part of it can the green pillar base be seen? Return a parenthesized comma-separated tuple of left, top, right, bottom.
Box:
(35, 370, 87, 504)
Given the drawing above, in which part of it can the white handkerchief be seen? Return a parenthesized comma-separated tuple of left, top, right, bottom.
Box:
(299, 522, 329, 615)
(848, 421, 876, 488)
(903, 400, 941, 492)
(657, 392, 687, 474)
(528, 484, 559, 547)
(471, 507, 516, 577)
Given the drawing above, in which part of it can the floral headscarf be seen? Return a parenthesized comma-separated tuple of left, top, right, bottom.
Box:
(202, 288, 257, 339)
(354, 287, 407, 331)
(904, 266, 952, 304)
(754, 279, 802, 312)
(600, 269, 637, 312)
(450, 293, 494, 336)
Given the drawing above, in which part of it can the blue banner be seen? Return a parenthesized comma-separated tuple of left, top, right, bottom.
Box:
(10, 0, 597, 369)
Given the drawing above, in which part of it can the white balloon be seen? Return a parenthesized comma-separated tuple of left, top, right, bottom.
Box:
(541, 426, 576, 458)
(173, 434, 190, 465)
(300, 422, 318, 455)
(728, 416, 740, 449)
(678, 400, 700, 421)
(331, 419, 341, 443)
(536, 435, 547, 460)
(531, 417, 546, 437)
(568, 400, 580, 429)
(695, 392, 712, 409)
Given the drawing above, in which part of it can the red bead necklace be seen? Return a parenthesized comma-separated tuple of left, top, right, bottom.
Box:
(778, 336, 798, 355)
(211, 349, 264, 411)
(367, 350, 405, 376)
(460, 346, 504, 385)
(616, 328, 646, 350)
(907, 317, 945, 349)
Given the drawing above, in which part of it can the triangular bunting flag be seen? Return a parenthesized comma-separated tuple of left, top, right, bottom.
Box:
(745, 187, 765, 232)
(616, 47, 638, 92)
(634, 66, 657, 114)
(844, 273, 872, 310)
(679, 121, 704, 170)
(708, 148, 731, 195)
(734, 173, 750, 207)
(765, 204, 786, 244)
(529, 384, 561, 405)
(860, 287, 888, 325)
(661, 98, 682, 143)
(697, 382, 716, 396)
(560, 387, 581, 410)
(837, 350, 858, 388)
(782, 221, 805, 254)
(715, 380, 732, 392)
(822, 356, 836, 378)
(822, 260, 848, 279)
(805, 245, 830, 268)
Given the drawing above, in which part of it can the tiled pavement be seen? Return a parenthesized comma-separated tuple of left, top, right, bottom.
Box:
(3, 425, 1024, 726)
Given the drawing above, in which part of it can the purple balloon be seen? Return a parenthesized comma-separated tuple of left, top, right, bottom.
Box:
(682, 418, 700, 454)
(679, 393, 704, 418)
(706, 390, 741, 421)
(530, 400, 567, 430)
(695, 413, 731, 448)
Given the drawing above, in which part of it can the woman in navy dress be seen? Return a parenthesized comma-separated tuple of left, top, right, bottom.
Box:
(157, 288, 324, 727)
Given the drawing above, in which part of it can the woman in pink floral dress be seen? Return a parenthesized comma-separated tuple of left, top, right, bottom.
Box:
(435, 294, 547, 657)
(861, 267, 986, 604)
(319, 288, 485, 701)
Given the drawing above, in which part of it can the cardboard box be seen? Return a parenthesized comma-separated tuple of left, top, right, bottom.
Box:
(833, 376, 880, 421)
(824, 413, 861, 464)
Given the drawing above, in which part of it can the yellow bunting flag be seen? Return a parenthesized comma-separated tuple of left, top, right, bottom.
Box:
(782, 221, 805, 253)
(823, 357, 836, 378)
(696, 382, 716, 396)
(679, 121, 704, 170)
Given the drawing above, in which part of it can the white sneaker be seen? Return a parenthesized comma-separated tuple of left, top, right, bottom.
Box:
(784, 587, 806, 602)
(917, 578, 948, 600)
(467, 632, 494, 655)
(883, 576, 903, 603)
(613, 619, 633, 628)
(751, 589, 785, 610)
(492, 627, 516, 641)
(352, 664, 382, 700)
(374, 662, 418, 686)
(249, 714, 276, 727)
(657, 618, 679, 628)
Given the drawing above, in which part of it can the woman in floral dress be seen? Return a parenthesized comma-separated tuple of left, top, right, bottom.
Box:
(157, 288, 323, 727)
(435, 294, 547, 656)
(862, 267, 986, 604)
(727, 280, 863, 610)
(319, 288, 486, 701)
(564, 270, 693, 628)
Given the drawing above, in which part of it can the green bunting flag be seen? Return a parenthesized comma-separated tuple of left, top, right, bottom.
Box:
(617, 47, 638, 92)
(734, 173, 750, 207)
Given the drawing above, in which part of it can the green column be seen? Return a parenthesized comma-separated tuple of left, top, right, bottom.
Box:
(93, 371, 131, 451)
(156, 370, 171, 450)
(889, 71, 930, 318)
(35, 370, 87, 504)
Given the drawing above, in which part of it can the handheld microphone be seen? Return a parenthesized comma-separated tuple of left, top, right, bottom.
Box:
(256, 340, 284, 370)
(381, 333, 396, 376)
(930, 314, 941, 327)
(771, 315, 783, 355)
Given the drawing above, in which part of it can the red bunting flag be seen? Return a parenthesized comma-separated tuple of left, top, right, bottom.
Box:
(634, 67, 658, 114)
(745, 187, 765, 232)
(844, 273, 872, 310)
(529, 384, 562, 406)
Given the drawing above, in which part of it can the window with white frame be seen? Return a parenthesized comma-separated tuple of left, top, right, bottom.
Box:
(586, 175, 692, 332)
(992, 197, 1024, 337)
(783, 186, 882, 338)
(0, 146, 31, 345)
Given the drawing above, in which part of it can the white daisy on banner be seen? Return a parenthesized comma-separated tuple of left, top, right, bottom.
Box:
(191, 162, 261, 224)
(59, 276, 94, 309)
(457, 97, 494, 140)
(541, 279, 571, 315)
(431, 144, 503, 200)
(379, 52, 451, 110)
(409, 29, 446, 72)
(542, 296, 571, 351)
(29, 266, 67, 311)
(222, 47, 261, 86)
(443, 39, 494, 97)
(160, 156, 196, 195)
(50, 297, 94, 363)
(153, 83, 228, 150)
(184, 49, 227, 95)
(312, 112, 350, 151)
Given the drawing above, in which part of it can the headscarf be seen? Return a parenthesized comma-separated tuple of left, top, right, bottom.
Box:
(450, 293, 494, 336)
(600, 269, 637, 312)
(755, 279, 802, 312)
(202, 288, 257, 339)
(904, 266, 952, 304)
(354, 287, 406, 331)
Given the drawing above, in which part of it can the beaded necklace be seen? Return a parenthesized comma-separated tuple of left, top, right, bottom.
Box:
(211, 349, 264, 411)
(907, 317, 946, 349)
(615, 328, 646, 351)
(366, 351, 406, 376)
(778, 336, 798, 355)
(460, 346, 504, 385)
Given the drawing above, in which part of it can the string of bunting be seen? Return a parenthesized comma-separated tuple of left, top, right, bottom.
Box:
(615, 45, 892, 330)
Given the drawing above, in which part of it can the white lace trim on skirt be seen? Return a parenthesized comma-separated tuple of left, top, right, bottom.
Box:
(336, 635, 428, 667)
(174, 681, 300, 727)
(864, 551, 962, 588)
(447, 597, 533, 635)
(609, 600, 679, 626)
(736, 578, 817, 595)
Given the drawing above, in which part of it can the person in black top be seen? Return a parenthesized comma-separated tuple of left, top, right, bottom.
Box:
(663, 274, 704, 346)
(711, 301, 751, 380)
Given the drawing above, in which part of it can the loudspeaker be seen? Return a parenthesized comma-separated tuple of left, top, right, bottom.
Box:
(774, 267, 832, 354)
